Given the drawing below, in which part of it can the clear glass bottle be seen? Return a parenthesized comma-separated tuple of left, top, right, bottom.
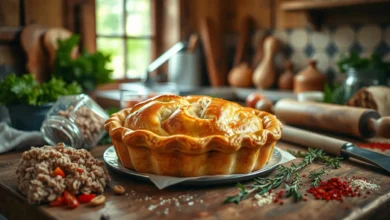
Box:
(41, 94, 109, 149)
(342, 68, 388, 103)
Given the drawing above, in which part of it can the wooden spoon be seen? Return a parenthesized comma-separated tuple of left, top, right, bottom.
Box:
(200, 17, 228, 87)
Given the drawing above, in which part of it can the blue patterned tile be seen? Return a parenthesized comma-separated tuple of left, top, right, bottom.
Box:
(283, 44, 293, 58)
(285, 28, 293, 35)
(304, 44, 315, 57)
(351, 23, 362, 32)
(325, 43, 338, 57)
(305, 26, 313, 34)
(327, 25, 338, 33)
(379, 23, 389, 30)
(349, 42, 363, 54)
(374, 41, 390, 56)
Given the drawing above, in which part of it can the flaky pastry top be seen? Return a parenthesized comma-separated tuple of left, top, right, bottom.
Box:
(105, 95, 282, 153)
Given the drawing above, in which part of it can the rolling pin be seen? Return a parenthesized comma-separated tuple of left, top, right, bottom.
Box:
(274, 99, 390, 139)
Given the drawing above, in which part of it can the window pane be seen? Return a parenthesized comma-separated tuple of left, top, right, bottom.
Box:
(96, 0, 124, 35)
(97, 38, 125, 79)
(126, 39, 151, 79)
(126, 0, 151, 36)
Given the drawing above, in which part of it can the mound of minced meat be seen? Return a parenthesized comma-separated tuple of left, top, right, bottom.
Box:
(16, 143, 110, 204)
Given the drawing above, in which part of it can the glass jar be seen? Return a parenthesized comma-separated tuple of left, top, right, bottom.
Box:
(41, 94, 109, 149)
(120, 82, 179, 108)
(342, 68, 388, 103)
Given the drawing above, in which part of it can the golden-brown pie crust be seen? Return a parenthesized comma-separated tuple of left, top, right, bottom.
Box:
(105, 95, 282, 177)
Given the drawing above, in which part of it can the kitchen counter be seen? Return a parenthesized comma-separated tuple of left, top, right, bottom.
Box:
(94, 86, 297, 108)
(1, 142, 389, 220)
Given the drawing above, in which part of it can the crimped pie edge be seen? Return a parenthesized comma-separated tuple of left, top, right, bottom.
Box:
(104, 106, 283, 154)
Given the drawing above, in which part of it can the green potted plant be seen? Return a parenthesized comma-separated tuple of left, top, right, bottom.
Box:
(53, 35, 113, 93)
(0, 74, 81, 131)
(337, 53, 390, 102)
(325, 53, 390, 104)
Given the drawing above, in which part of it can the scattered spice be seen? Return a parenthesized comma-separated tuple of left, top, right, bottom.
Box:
(225, 148, 342, 204)
(349, 179, 380, 191)
(357, 142, 390, 152)
(254, 192, 275, 207)
(307, 178, 357, 202)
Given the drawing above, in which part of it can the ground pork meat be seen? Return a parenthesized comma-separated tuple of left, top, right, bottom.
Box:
(16, 143, 110, 204)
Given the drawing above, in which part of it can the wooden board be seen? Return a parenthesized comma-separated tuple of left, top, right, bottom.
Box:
(0, 0, 20, 27)
(1, 142, 390, 220)
(281, 0, 390, 11)
(24, 0, 64, 27)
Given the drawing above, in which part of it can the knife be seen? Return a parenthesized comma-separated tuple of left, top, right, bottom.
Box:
(282, 125, 390, 173)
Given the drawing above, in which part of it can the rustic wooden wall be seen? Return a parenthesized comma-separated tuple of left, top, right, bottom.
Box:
(0, 0, 95, 77)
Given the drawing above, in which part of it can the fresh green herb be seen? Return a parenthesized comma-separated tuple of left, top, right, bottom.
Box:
(323, 83, 345, 104)
(225, 148, 342, 204)
(0, 74, 81, 106)
(290, 149, 343, 169)
(337, 52, 390, 74)
(53, 35, 113, 92)
(308, 169, 326, 186)
(224, 183, 248, 204)
(285, 173, 302, 201)
(225, 148, 326, 204)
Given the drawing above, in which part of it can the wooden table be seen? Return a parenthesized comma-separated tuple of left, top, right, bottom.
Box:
(1, 142, 389, 220)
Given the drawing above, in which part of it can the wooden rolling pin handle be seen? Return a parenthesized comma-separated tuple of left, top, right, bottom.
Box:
(368, 117, 390, 139)
(187, 34, 199, 53)
(282, 125, 345, 156)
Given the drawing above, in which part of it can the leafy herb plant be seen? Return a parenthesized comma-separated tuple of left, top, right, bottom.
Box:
(53, 35, 113, 92)
(337, 52, 390, 74)
(225, 148, 342, 204)
(0, 74, 81, 106)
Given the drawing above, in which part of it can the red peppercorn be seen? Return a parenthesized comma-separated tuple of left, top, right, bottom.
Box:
(307, 177, 361, 202)
(279, 201, 284, 205)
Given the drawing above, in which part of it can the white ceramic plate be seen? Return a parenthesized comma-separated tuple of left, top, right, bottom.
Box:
(103, 146, 281, 186)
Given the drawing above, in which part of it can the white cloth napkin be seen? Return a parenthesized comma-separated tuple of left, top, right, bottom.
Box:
(0, 122, 46, 154)
(147, 147, 296, 189)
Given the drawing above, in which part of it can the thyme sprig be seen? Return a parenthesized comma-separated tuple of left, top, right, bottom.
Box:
(225, 148, 343, 204)
(308, 169, 326, 186)
(285, 173, 302, 201)
(288, 149, 343, 169)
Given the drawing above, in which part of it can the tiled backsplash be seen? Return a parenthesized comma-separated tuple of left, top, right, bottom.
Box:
(254, 23, 390, 80)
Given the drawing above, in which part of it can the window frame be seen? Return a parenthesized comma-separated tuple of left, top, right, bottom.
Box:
(95, 0, 157, 80)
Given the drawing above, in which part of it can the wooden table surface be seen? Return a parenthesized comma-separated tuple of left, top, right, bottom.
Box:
(1, 142, 389, 220)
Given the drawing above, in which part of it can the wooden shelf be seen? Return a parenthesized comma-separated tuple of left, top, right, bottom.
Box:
(0, 27, 22, 43)
(282, 0, 390, 11)
(281, 0, 390, 30)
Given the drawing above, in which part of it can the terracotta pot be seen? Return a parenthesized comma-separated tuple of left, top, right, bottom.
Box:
(278, 61, 294, 90)
(294, 60, 327, 93)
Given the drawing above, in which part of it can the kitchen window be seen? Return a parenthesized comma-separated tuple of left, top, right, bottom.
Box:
(96, 0, 154, 80)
